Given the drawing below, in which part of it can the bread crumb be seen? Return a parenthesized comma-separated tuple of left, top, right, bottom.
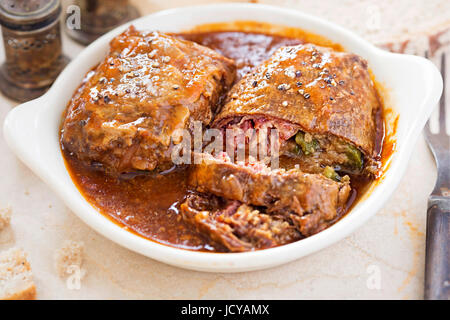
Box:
(54, 240, 85, 278)
(0, 207, 12, 231)
(0, 248, 36, 300)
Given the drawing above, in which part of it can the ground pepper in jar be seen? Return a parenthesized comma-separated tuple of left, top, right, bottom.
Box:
(0, 0, 69, 102)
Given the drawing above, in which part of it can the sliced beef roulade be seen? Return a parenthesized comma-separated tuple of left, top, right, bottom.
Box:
(188, 153, 351, 237)
(213, 44, 382, 176)
(180, 193, 301, 252)
(61, 26, 236, 175)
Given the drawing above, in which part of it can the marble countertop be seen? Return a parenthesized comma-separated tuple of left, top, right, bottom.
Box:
(0, 0, 443, 299)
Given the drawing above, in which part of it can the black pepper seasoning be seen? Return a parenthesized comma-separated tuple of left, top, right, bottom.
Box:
(0, 0, 69, 102)
(65, 0, 140, 45)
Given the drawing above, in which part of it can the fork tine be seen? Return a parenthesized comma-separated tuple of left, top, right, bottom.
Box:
(439, 53, 446, 134)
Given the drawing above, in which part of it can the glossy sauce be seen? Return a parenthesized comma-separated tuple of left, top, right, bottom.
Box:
(63, 27, 390, 252)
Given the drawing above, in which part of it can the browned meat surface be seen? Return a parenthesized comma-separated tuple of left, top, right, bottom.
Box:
(213, 44, 381, 175)
(61, 26, 236, 174)
(180, 193, 301, 252)
(189, 153, 351, 236)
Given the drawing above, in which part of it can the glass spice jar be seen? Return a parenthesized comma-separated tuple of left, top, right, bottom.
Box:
(65, 0, 140, 45)
(0, 0, 69, 102)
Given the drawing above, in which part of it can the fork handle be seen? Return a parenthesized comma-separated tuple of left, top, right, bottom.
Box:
(424, 196, 450, 300)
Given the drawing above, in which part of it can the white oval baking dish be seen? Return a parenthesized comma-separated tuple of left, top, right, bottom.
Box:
(3, 3, 442, 272)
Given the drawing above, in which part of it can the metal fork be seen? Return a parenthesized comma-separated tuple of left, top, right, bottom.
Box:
(424, 51, 450, 300)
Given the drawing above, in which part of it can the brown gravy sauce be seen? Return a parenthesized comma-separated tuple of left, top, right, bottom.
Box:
(62, 24, 391, 252)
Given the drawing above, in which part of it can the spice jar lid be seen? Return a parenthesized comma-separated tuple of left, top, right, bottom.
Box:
(0, 0, 61, 31)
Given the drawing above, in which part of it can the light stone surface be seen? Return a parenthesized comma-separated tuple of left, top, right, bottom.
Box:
(0, 0, 444, 299)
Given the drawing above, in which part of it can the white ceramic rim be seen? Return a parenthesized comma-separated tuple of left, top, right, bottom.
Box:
(3, 3, 443, 272)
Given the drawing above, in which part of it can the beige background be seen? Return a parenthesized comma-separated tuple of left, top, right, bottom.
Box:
(0, 0, 448, 299)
